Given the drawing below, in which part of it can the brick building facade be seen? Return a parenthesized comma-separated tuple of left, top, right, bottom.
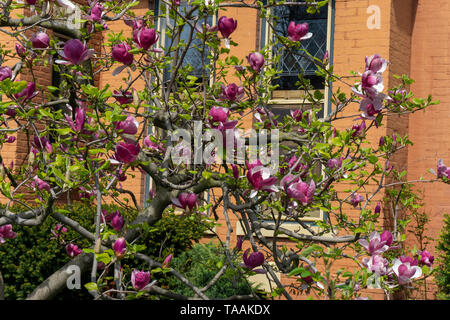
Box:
(0, 0, 448, 300)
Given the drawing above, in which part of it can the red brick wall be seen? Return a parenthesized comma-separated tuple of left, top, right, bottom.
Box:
(406, 0, 450, 299)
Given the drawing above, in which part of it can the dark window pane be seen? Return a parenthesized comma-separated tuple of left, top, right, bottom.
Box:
(272, 2, 328, 90)
(163, 2, 213, 83)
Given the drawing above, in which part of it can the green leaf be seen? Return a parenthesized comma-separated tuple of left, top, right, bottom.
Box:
(95, 252, 111, 264)
(55, 128, 73, 135)
(202, 171, 212, 180)
(84, 282, 98, 291)
(288, 267, 303, 277)
(368, 155, 378, 165)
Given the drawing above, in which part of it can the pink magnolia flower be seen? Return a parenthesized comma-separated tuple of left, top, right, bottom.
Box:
(31, 32, 50, 49)
(290, 109, 303, 122)
(195, 23, 218, 34)
(66, 243, 82, 257)
(358, 230, 393, 256)
(56, 39, 94, 65)
(113, 237, 126, 257)
(218, 16, 237, 39)
(362, 254, 389, 275)
(14, 82, 38, 101)
(65, 106, 86, 132)
(33, 136, 53, 153)
(436, 159, 450, 179)
(350, 193, 364, 207)
(392, 257, 422, 285)
(115, 115, 139, 135)
(231, 164, 239, 179)
(286, 179, 315, 206)
(0, 224, 17, 244)
(247, 52, 265, 72)
(242, 249, 265, 273)
(220, 83, 244, 101)
(399, 255, 418, 266)
(162, 254, 173, 268)
(287, 22, 312, 42)
(5, 135, 16, 143)
(287, 155, 308, 174)
(133, 27, 159, 50)
(418, 250, 434, 267)
(209, 106, 229, 123)
(351, 120, 366, 137)
(114, 142, 140, 164)
(32, 176, 50, 192)
(124, 17, 145, 31)
(112, 42, 134, 66)
(111, 212, 124, 231)
(51, 224, 67, 238)
(131, 269, 151, 290)
(323, 50, 329, 64)
(143, 136, 164, 152)
(15, 43, 27, 58)
(236, 236, 243, 252)
(327, 157, 343, 169)
(113, 90, 133, 105)
(301, 267, 314, 285)
(247, 165, 278, 195)
(208, 106, 237, 130)
(365, 54, 388, 74)
(360, 94, 384, 120)
(246, 159, 263, 171)
(361, 70, 384, 93)
(101, 209, 113, 224)
(171, 192, 197, 211)
(90, 2, 104, 22)
(0, 66, 12, 81)
(375, 202, 381, 214)
(280, 173, 300, 190)
(388, 88, 408, 105)
(253, 106, 278, 128)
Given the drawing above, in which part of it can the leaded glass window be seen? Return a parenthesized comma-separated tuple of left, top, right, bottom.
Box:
(271, 1, 329, 90)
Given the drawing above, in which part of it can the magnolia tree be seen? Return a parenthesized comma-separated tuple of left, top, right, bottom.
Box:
(0, 0, 443, 300)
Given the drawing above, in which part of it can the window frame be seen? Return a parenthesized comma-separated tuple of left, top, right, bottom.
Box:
(256, 0, 335, 231)
(261, 0, 334, 107)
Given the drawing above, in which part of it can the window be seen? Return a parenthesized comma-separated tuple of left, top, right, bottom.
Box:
(261, 0, 333, 101)
(271, 2, 329, 90)
(155, 0, 216, 88)
(256, 0, 335, 230)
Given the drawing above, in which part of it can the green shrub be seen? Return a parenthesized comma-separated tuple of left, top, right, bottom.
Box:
(0, 202, 95, 300)
(162, 242, 253, 299)
(0, 202, 211, 300)
(436, 214, 450, 300)
(131, 212, 211, 259)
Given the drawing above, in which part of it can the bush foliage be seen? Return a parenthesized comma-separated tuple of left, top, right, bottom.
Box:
(436, 214, 450, 300)
(0, 202, 210, 299)
(164, 242, 254, 299)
